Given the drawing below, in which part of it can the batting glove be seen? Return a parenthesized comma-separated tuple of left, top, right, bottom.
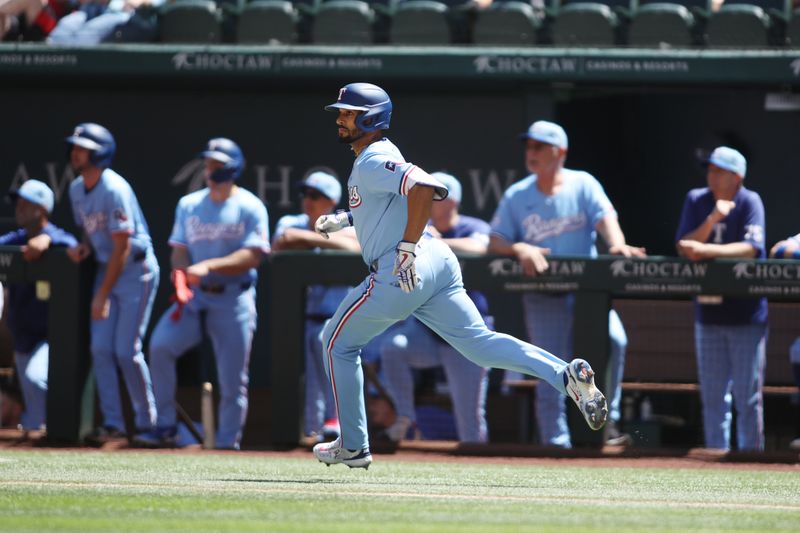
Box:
(315, 210, 353, 239)
(393, 241, 420, 293)
(169, 269, 194, 321)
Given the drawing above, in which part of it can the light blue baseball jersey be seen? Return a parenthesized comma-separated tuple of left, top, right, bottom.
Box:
(347, 138, 447, 266)
(490, 169, 615, 257)
(69, 168, 153, 263)
(274, 213, 350, 317)
(169, 187, 270, 286)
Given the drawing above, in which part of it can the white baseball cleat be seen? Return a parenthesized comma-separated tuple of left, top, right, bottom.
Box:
(565, 358, 608, 431)
(313, 438, 373, 469)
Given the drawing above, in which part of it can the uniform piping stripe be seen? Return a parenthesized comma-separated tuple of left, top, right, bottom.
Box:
(133, 261, 157, 426)
(399, 165, 417, 197)
(325, 274, 376, 444)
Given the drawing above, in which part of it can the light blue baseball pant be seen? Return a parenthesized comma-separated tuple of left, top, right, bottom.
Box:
(149, 286, 256, 449)
(321, 238, 569, 451)
(519, 294, 627, 448)
(380, 317, 489, 443)
(694, 322, 767, 451)
(91, 255, 158, 432)
(304, 319, 337, 436)
(14, 341, 48, 430)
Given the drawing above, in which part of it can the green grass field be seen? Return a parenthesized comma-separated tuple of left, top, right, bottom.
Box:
(1, 449, 798, 532)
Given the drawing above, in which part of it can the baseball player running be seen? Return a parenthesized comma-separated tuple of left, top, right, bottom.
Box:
(677, 146, 767, 451)
(133, 138, 269, 450)
(65, 123, 159, 446)
(312, 82, 608, 469)
(488, 120, 643, 448)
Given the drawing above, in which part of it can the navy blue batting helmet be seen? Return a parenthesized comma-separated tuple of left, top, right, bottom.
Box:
(325, 82, 392, 132)
(201, 138, 245, 182)
(65, 123, 116, 168)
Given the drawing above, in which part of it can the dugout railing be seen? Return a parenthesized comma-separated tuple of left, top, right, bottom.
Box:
(269, 252, 800, 447)
(0, 246, 93, 443)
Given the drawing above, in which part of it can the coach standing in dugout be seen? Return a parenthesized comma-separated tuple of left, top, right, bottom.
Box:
(488, 120, 644, 448)
(134, 138, 269, 450)
(676, 146, 767, 452)
(65, 123, 160, 447)
(2, 180, 78, 439)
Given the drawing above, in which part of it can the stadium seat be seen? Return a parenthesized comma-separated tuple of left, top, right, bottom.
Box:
(723, 0, 791, 18)
(628, 3, 696, 47)
(159, 0, 222, 43)
(473, 1, 541, 45)
(552, 2, 618, 45)
(311, 0, 375, 43)
(638, 0, 708, 10)
(706, 4, 772, 47)
(389, 0, 451, 44)
(237, 0, 298, 43)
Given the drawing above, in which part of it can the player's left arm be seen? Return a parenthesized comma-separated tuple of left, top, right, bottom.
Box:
(596, 214, 646, 257)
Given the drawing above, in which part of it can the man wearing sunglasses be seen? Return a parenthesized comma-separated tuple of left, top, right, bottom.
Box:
(272, 171, 360, 443)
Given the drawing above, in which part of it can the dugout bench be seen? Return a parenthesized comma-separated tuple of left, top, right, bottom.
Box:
(0, 246, 93, 443)
(269, 252, 800, 448)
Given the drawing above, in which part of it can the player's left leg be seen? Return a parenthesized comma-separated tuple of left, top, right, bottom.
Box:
(110, 259, 159, 432)
(413, 240, 607, 432)
(206, 287, 257, 450)
(728, 324, 767, 451)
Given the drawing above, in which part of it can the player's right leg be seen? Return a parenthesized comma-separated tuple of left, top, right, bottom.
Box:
(87, 281, 126, 442)
(315, 270, 422, 468)
(14, 341, 48, 431)
(134, 300, 204, 447)
(694, 323, 734, 450)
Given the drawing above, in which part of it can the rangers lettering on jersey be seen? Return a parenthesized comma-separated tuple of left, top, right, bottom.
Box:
(184, 216, 246, 244)
(80, 211, 108, 235)
(522, 213, 587, 243)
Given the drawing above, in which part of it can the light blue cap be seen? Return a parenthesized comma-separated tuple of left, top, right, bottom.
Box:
(301, 171, 342, 204)
(431, 172, 462, 204)
(9, 179, 54, 213)
(707, 146, 747, 178)
(520, 120, 568, 150)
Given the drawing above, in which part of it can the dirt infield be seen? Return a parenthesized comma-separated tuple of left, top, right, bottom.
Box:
(2, 429, 798, 472)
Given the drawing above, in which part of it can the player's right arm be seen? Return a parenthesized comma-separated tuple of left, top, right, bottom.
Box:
(488, 192, 549, 276)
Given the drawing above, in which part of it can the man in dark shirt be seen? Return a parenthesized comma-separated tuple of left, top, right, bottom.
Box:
(2, 179, 78, 437)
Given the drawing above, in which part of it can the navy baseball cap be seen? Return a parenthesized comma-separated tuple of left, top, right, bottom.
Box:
(705, 146, 747, 178)
(431, 172, 462, 204)
(8, 179, 54, 213)
(519, 120, 568, 150)
(300, 171, 342, 204)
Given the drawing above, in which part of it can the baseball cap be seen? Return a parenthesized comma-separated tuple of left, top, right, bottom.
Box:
(300, 171, 342, 204)
(8, 179, 54, 213)
(431, 172, 462, 204)
(519, 120, 568, 150)
(705, 146, 747, 178)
